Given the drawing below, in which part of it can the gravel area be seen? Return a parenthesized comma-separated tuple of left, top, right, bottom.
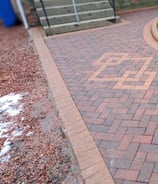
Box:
(0, 23, 83, 184)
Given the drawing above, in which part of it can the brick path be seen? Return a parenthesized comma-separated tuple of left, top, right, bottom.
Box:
(46, 8, 158, 184)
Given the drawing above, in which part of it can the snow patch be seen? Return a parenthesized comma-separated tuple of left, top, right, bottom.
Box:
(0, 140, 11, 157)
(11, 127, 24, 137)
(0, 93, 23, 116)
(0, 93, 32, 163)
(26, 132, 33, 137)
(0, 122, 13, 138)
(0, 122, 25, 162)
(21, 117, 25, 121)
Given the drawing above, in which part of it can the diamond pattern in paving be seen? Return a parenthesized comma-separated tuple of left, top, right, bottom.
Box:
(46, 9, 158, 184)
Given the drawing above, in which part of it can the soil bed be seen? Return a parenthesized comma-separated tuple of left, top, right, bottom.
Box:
(0, 23, 83, 184)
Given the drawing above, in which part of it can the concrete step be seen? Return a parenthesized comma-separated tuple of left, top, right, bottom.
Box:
(40, 8, 114, 26)
(36, 1, 111, 16)
(34, 0, 109, 7)
(33, 0, 120, 35)
(44, 16, 120, 35)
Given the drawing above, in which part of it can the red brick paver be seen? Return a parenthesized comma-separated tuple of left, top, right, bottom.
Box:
(45, 8, 158, 184)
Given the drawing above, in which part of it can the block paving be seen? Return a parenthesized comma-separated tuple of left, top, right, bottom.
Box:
(46, 8, 158, 184)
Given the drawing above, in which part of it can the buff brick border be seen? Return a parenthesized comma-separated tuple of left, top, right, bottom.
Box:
(30, 27, 115, 184)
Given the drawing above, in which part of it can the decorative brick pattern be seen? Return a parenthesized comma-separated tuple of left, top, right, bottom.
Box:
(45, 8, 158, 184)
(89, 53, 156, 90)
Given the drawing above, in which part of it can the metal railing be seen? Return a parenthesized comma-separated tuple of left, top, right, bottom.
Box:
(72, 0, 80, 23)
(39, 0, 79, 26)
(38, 0, 116, 27)
(39, 0, 50, 27)
(108, 0, 116, 20)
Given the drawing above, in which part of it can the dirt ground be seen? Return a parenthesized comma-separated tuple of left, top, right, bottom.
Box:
(0, 23, 83, 184)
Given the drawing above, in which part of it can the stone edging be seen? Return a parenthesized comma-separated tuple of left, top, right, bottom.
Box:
(30, 27, 115, 184)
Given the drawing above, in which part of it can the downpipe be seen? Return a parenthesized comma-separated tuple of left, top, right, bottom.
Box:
(16, 0, 32, 39)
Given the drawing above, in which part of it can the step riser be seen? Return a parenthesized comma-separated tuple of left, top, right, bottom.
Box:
(34, 0, 109, 7)
(45, 17, 120, 35)
(46, 21, 111, 35)
(37, 2, 111, 16)
(40, 10, 114, 26)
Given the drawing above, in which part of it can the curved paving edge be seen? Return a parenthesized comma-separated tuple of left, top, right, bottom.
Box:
(118, 5, 158, 15)
(30, 27, 115, 184)
(143, 17, 158, 51)
(151, 17, 158, 42)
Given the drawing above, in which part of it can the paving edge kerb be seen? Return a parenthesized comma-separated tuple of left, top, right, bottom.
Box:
(31, 27, 115, 184)
(143, 17, 158, 51)
(151, 17, 158, 42)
